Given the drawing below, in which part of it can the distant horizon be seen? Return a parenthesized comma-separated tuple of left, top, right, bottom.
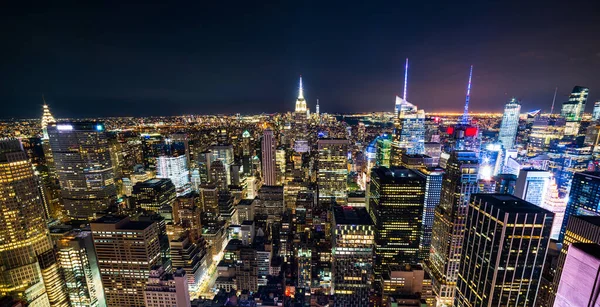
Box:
(1, 2, 598, 119)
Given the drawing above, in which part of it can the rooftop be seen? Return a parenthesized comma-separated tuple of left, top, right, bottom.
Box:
(92, 215, 155, 230)
(333, 206, 373, 226)
(372, 166, 423, 183)
(472, 194, 553, 214)
(571, 215, 600, 227)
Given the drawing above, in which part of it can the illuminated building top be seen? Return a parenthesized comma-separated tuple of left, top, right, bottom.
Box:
(295, 76, 307, 113)
(41, 99, 56, 139)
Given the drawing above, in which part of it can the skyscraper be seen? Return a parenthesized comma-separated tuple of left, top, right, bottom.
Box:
(317, 138, 349, 204)
(0, 139, 63, 306)
(559, 171, 600, 242)
(554, 243, 600, 307)
(91, 216, 162, 307)
(514, 168, 552, 207)
(592, 101, 600, 121)
(391, 58, 425, 159)
(332, 206, 375, 307)
(48, 122, 117, 219)
(294, 76, 308, 124)
(415, 167, 444, 260)
(391, 100, 426, 158)
(498, 97, 521, 149)
(132, 178, 177, 212)
(369, 167, 425, 273)
(551, 216, 600, 306)
(446, 66, 481, 155)
(41, 100, 56, 140)
(455, 194, 553, 307)
(156, 155, 192, 196)
(261, 128, 276, 186)
(57, 230, 105, 307)
(561, 86, 589, 137)
(427, 151, 479, 306)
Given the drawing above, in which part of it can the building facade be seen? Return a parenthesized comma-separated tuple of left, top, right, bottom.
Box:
(317, 138, 349, 204)
(455, 194, 553, 306)
(91, 216, 162, 307)
(427, 151, 479, 306)
(369, 167, 425, 273)
(332, 206, 375, 307)
(498, 98, 521, 149)
(0, 140, 65, 306)
(47, 122, 117, 219)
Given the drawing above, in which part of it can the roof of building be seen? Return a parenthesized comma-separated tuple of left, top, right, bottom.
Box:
(571, 215, 600, 227)
(333, 206, 373, 225)
(371, 166, 423, 183)
(472, 194, 553, 214)
(92, 215, 155, 230)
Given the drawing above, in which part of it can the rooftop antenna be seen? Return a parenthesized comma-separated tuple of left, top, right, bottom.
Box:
(550, 86, 558, 114)
(403, 58, 409, 101)
(461, 65, 474, 124)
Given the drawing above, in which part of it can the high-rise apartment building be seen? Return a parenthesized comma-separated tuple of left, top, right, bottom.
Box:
(317, 138, 349, 204)
(498, 97, 521, 149)
(91, 216, 162, 307)
(143, 266, 191, 307)
(332, 206, 375, 307)
(551, 216, 600, 306)
(369, 167, 425, 273)
(455, 194, 553, 306)
(261, 128, 276, 186)
(47, 122, 117, 219)
(0, 139, 65, 306)
(57, 230, 105, 307)
(514, 168, 552, 207)
(415, 167, 444, 260)
(427, 151, 479, 306)
(561, 86, 589, 137)
(559, 171, 600, 242)
(156, 155, 191, 196)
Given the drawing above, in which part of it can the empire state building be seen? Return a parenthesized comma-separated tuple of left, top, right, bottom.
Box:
(294, 76, 308, 123)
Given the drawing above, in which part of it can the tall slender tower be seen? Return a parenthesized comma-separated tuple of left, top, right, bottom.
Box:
(0, 139, 66, 306)
(261, 128, 276, 186)
(446, 66, 480, 155)
(315, 98, 320, 116)
(427, 151, 479, 305)
(41, 97, 56, 140)
(391, 58, 425, 161)
(461, 65, 474, 125)
(498, 98, 521, 149)
(294, 76, 307, 123)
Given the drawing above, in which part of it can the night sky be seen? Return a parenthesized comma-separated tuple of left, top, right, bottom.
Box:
(1, 1, 600, 118)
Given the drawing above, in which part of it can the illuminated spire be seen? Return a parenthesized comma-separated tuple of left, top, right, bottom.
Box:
(295, 76, 307, 113)
(461, 65, 473, 124)
(403, 58, 409, 101)
(41, 95, 56, 139)
(298, 75, 304, 99)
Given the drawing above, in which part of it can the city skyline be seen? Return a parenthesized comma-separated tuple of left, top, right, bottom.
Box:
(1, 1, 600, 118)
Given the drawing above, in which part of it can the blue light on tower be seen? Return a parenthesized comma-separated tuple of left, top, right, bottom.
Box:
(96, 124, 104, 131)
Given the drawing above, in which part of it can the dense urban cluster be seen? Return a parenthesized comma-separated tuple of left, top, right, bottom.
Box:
(1, 70, 600, 307)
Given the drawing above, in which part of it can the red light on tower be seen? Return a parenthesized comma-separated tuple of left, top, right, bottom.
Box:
(465, 127, 478, 137)
(446, 127, 455, 135)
